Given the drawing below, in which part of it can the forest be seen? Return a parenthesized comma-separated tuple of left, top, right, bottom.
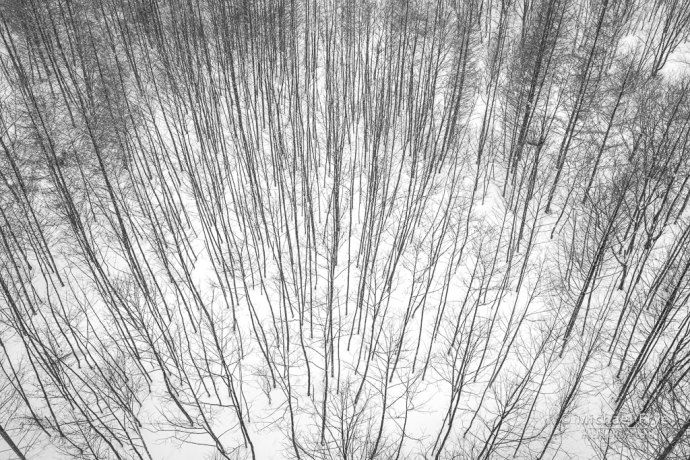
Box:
(1, 0, 690, 458)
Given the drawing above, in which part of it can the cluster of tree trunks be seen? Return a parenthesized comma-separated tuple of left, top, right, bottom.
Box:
(0, 0, 690, 459)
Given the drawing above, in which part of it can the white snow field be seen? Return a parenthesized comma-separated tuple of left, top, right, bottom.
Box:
(1, 1, 690, 459)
